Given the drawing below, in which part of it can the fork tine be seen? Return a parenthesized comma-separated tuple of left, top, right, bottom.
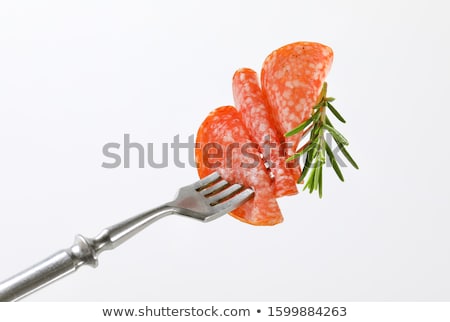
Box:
(200, 179, 229, 196)
(170, 172, 254, 222)
(212, 188, 254, 213)
(207, 183, 244, 205)
(193, 171, 221, 190)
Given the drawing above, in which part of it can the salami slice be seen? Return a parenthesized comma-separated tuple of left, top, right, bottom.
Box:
(195, 105, 283, 225)
(261, 42, 334, 153)
(232, 68, 299, 197)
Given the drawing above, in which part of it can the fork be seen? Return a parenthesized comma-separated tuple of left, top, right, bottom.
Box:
(0, 172, 254, 302)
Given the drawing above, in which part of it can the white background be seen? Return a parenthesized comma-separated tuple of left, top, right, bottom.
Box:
(0, 0, 449, 301)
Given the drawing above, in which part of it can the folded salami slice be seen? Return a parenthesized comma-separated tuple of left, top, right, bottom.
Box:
(261, 42, 333, 153)
(232, 68, 299, 197)
(195, 106, 283, 225)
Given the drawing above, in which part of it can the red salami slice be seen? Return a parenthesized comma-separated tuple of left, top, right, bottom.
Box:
(232, 68, 299, 197)
(195, 106, 283, 225)
(261, 42, 334, 152)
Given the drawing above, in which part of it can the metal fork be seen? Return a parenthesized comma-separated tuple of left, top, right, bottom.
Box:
(0, 172, 254, 302)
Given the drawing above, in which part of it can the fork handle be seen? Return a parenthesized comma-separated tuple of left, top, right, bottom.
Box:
(0, 235, 97, 302)
(0, 205, 175, 302)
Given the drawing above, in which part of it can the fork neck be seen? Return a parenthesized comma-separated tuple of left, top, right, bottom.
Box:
(91, 205, 176, 255)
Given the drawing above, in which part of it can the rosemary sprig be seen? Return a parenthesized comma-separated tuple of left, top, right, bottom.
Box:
(285, 82, 358, 198)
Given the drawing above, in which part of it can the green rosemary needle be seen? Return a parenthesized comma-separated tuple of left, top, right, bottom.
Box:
(285, 82, 358, 198)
